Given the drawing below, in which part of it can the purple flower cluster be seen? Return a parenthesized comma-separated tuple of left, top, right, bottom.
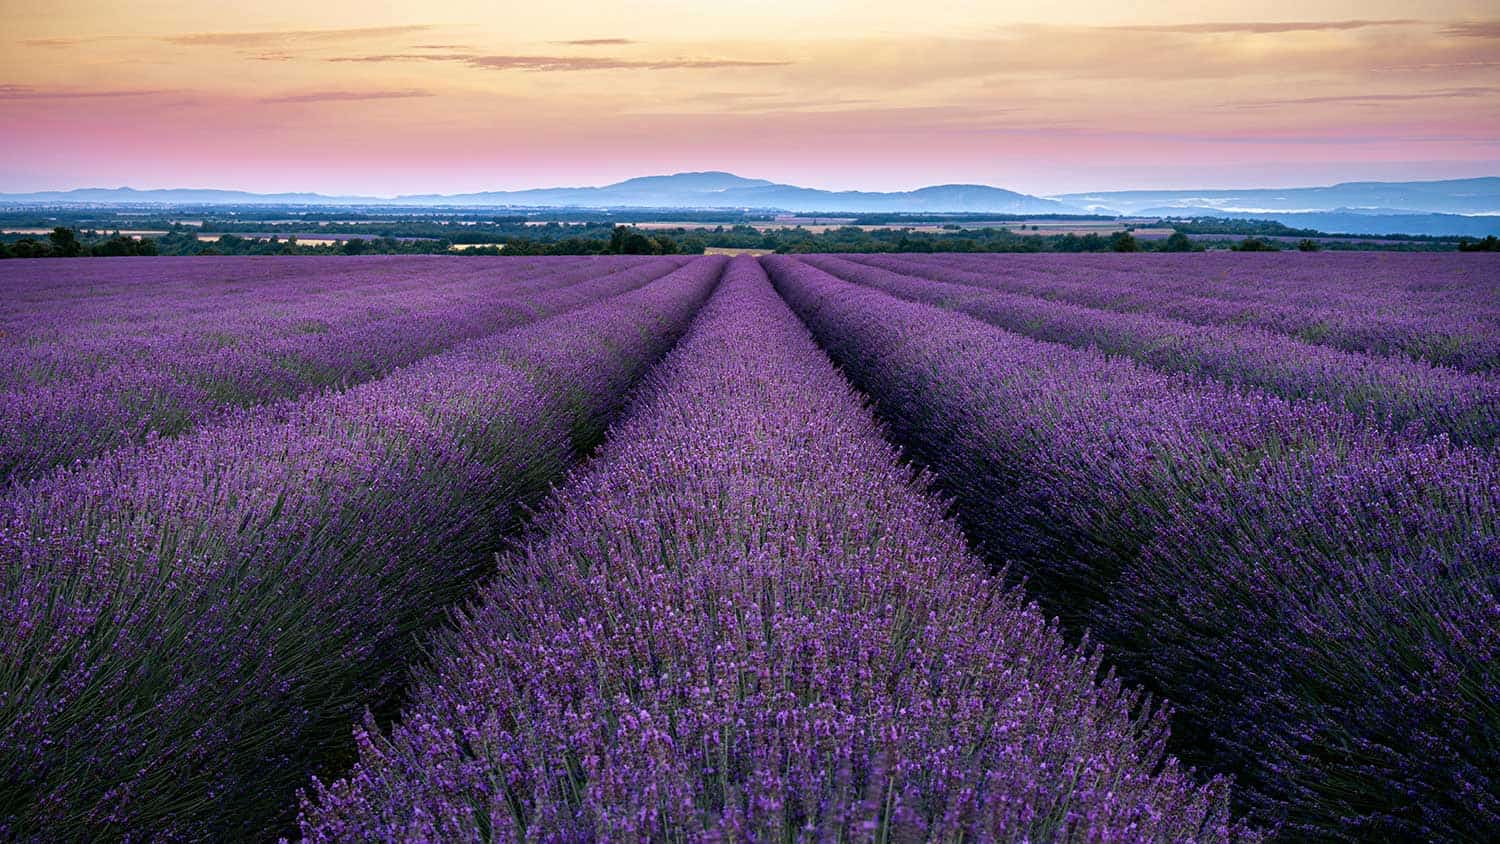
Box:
(802, 254, 1499, 448)
(297, 258, 1256, 842)
(852, 251, 1500, 373)
(0, 255, 688, 484)
(0, 256, 724, 839)
(764, 255, 1500, 840)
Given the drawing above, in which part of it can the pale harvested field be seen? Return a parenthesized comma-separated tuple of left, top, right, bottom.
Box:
(704, 246, 774, 256)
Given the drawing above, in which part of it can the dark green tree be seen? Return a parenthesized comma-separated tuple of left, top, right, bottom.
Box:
(608, 225, 630, 254)
(89, 236, 156, 257)
(607, 226, 659, 255)
(11, 238, 51, 258)
(1160, 231, 1198, 252)
(49, 227, 83, 258)
(1232, 237, 1279, 252)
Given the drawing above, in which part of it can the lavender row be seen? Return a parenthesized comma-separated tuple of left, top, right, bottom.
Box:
(856, 252, 1500, 373)
(765, 256, 1500, 840)
(1, 255, 663, 411)
(0, 255, 545, 329)
(298, 257, 1253, 841)
(0, 256, 725, 840)
(0, 255, 613, 467)
(886, 251, 1500, 322)
(804, 254, 1500, 448)
(0, 256, 686, 484)
(0, 256, 553, 373)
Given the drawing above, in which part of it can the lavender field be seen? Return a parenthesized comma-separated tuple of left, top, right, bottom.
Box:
(1, 252, 1496, 841)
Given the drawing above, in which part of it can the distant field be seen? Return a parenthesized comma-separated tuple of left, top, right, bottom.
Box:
(704, 245, 773, 256)
(5, 228, 168, 237)
(624, 217, 1166, 235)
(195, 233, 439, 246)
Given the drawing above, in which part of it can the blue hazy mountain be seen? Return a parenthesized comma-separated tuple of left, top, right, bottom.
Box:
(4, 173, 1498, 235)
(1054, 177, 1500, 216)
(0, 171, 1074, 213)
(1130, 208, 1500, 238)
(396, 172, 1077, 213)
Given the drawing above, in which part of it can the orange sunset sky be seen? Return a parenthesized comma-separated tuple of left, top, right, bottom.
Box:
(3, 1, 1498, 195)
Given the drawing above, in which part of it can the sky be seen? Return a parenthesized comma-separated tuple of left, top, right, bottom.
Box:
(2, 1, 1498, 196)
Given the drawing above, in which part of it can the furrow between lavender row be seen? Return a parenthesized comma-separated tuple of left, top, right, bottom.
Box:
(809, 254, 1499, 448)
(0, 255, 725, 840)
(297, 256, 1256, 842)
(854, 252, 1500, 373)
(0, 256, 562, 370)
(0, 255, 553, 326)
(890, 251, 1500, 316)
(765, 254, 1499, 841)
(0, 255, 688, 485)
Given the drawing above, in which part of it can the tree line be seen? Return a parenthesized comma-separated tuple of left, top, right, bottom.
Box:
(7, 225, 1488, 260)
(1, 228, 159, 259)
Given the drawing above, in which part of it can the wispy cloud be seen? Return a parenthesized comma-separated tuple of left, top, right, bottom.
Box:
(0, 84, 168, 100)
(1442, 21, 1500, 38)
(1108, 19, 1421, 34)
(628, 90, 874, 116)
(258, 89, 433, 104)
(328, 52, 788, 71)
(1370, 60, 1500, 72)
(327, 52, 473, 63)
(949, 124, 1500, 147)
(554, 38, 636, 46)
(21, 37, 88, 48)
(779, 21, 1500, 90)
(1229, 86, 1500, 108)
(162, 25, 433, 48)
(24, 25, 433, 50)
(467, 54, 787, 71)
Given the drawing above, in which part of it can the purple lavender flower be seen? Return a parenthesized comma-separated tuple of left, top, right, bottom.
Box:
(298, 257, 1255, 842)
(0, 255, 692, 484)
(853, 251, 1500, 373)
(0, 256, 724, 839)
(763, 254, 1499, 841)
(803, 254, 1498, 448)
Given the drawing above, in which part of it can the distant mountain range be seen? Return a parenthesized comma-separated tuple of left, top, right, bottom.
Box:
(2, 172, 1498, 236)
(0, 172, 1071, 214)
(406, 172, 1077, 214)
(1054, 177, 1500, 216)
(1135, 209, 1500, 238)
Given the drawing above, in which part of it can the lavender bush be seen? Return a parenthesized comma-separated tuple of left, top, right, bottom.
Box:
(298, 257, 1256, 842)
(765, 255, 1499, 840)
(804, 254, 1499, 448)
(0, 255, 687, 484)
(854, 252, 1500, 373)
(0, 257, 723, 839)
